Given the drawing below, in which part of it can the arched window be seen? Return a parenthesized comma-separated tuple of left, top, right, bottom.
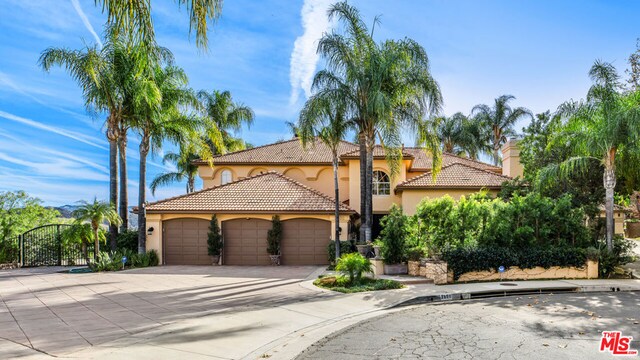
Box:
(221, 170, 232, 185)
(373, 171, 390, 195)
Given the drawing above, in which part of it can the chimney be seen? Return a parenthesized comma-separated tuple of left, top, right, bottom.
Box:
(501, 138, 523, 178)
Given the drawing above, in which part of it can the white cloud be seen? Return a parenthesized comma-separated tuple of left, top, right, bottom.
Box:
(0, 110, 107, 150)
(289, 0, 334, 106)
(70, 0, 103, 48)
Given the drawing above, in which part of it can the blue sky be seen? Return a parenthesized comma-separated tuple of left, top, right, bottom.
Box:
(0, 0, 638, 206)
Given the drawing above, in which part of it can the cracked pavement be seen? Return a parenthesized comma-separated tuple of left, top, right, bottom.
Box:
(297, 292, 640, 359)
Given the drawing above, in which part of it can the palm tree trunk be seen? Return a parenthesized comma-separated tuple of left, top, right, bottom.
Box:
(138, 136, 149, 254)
(358, 132, 367, 243)
(118, 133, 128, 236)
(82, 241, 88, 264)
(364, 136, 374, 243)
(333, 154, 341, 261)
(603, 149, 617, 251)
(108, 135, 119, 250)
(493, 143, 500, 166)
(188, 175, 195, 193)
(93, 224, 99, 261)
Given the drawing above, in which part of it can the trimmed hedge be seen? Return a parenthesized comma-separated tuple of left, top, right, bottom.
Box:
(442, 247, 589, 280)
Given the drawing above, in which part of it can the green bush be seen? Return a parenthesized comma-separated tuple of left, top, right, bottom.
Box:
(116, 229, 138, 252)
(597, 236, 636, 278)
(266, 215, 282, 255)
(411, 192, 591, 254)
(0, 237, 19, 263)
(327, 240, 355, 264)
(442, 247, 588, 280)
(378, 204, 407, 264)
(90, 249, 159, 272)
(313, 276, 403, 293)
(207, 215, 223, 256)
(335, 253, 373, 283)
(405, 246, 425, 261)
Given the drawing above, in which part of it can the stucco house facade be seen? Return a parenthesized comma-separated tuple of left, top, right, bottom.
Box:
(144, 138, 520, 266)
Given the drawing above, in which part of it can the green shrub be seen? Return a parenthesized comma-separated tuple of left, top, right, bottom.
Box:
(147, 249, 159, 266)
(313, 276, 403, 293)
(405, 246, 425, 261)
(336, 253, 373, 283)
(442, 247, 588, 280)
(411, 192, 591, 253)
(116, 229, 138, 252)
(266, 215, 282, 255)
(90, 249, 159, 272)
(327, 240, 355, 264)
(0, 237, 19, 263)
(378, 204, 407, 264)
(207, 215, 223, 256)
(597, 236, 636, 278)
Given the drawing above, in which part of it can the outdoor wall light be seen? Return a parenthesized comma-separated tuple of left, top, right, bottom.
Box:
(147, 227, 154, 235)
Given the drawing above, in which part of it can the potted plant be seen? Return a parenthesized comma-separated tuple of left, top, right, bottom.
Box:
(379, 205, 408, 275)
(207, 215, 223, 265)
(266, 215, 282, 265)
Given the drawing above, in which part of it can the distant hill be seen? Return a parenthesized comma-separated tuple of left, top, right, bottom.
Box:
(51, 205, 138, 229)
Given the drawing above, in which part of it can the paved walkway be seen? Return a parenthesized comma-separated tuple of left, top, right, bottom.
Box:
(1, 266, 639, 359)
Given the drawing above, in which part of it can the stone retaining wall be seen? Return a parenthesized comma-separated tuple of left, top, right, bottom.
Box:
(420, 260, 598, 285)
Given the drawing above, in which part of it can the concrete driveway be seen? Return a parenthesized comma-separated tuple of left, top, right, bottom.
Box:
(0, 265, 405, 359)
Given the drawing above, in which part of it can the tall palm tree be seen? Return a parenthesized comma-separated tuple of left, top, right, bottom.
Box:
(197, 90, 255, 154)
(150, 145, 200, 195)
(472, 95, 533, 165)
(299, 96, 353, 260)
(39, 28, 132, 250)
(314, 2, 443, 242)
(72, 198, 121, 260)
(95, 0, 223, 50)
(131, 64, 223, 253)
(538, 61, 640, 250)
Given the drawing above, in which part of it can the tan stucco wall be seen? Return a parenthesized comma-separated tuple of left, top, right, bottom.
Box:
(347, 158, 410, 214)
(501, 139, 523, 178)
(146, 212, 350, 264)
(400, 188, 500, 215)
(198, 164, 350, 200)
(598, 210, 626, 235)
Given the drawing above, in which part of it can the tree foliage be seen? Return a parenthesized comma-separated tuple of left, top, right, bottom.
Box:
(0, 191, 59, 242)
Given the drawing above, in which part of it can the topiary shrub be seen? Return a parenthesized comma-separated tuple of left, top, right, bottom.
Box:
(336, 253, 373, 284)
(207, 215, 223, 256)
(378, 204, 407, 264)
(266, 215, 282, 255)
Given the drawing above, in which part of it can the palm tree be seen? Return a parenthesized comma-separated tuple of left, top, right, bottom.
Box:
(150, 145, 200, 195)
(72, 198, 121, 260)
(538, 61, 640, 250)
(197, 90, 255, 154)
(94, 0, 223, 50)
(472, 95, 533, 165)
(299, 96, 353, 260)
(314, 2, 443, 242)
(131, 64, 223, 253)
(39, 28, 132, 250)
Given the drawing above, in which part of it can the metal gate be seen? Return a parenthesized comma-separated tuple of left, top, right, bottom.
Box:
(20, 224, 94, 267)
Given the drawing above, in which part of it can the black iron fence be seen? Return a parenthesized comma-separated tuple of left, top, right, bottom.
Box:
(20, 224, 94, 267)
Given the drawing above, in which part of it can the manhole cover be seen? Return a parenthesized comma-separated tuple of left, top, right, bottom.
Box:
(500, 283, 518, 286)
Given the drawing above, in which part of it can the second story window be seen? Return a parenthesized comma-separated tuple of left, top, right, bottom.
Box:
(373, 171, 390, 195)
(221, 170, 232, 185)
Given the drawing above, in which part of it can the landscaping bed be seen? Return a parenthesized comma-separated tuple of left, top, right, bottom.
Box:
(314, 275, 403, 293)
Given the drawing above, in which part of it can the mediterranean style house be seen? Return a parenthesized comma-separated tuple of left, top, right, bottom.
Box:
(144, 138, 522, 266)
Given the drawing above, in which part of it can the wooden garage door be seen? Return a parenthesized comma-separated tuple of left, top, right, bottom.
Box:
(163, 219, 210, 265)
(281, 219, 331, 265)
(223, 219, 271, 265)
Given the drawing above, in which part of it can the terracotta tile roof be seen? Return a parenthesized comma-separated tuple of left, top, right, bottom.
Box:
(395, 163, 511, 191)
(193, 138, 358, 165)
(403, 148, 502, 172)
(340, 145, 414, 159)
(146, 171, 355, 213)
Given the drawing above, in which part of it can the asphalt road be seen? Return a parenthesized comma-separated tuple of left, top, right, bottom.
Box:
(297, 291, 640, 359)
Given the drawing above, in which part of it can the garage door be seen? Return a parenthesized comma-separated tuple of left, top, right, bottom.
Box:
(163, 218, 210, 265)
(281, 219, 331, 265)
(222, 219, 271, 265)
